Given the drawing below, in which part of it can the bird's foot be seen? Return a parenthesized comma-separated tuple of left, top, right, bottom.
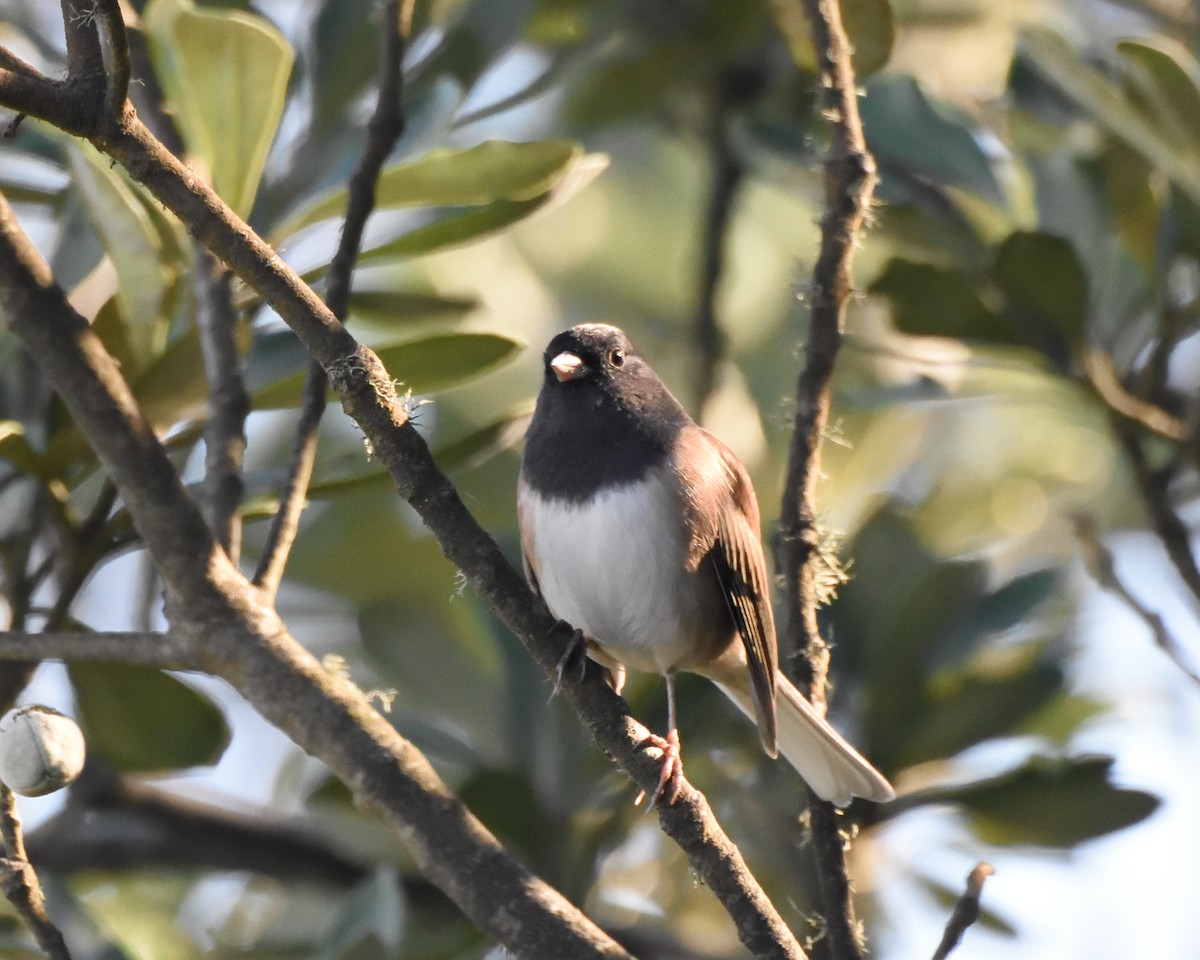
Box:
(550, 624, 589, 700)
(634, 728, 683, 808)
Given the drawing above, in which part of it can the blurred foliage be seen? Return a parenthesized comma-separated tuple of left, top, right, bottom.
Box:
(1, 0, 1199, 956)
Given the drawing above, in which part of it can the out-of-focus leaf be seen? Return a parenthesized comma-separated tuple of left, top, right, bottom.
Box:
(904, 656, 1064, 766)
(310, 870, 404, 960)
(458, 769, 553, 863)
(944, 755, 1159, 847)
(69, 664, 230, 772)
(64, 143, 169, 362)
(348, 291, 479, 327)
(1019, 693, 1106, 745)
(1019, 28, 1200, 205)
(860, 74, 1003, 204)
(1103, 140, 1160, 275)
(145, 0, 293, 218)
(308, 402, 533, 499)
(44, 324, 244, 474)
(992, 231, 1088, 342)
(358, 198, 544, 262)
(871, 259, 1014, 344)
(273, 140, 584, 241)
(933, 569, 1060, 665)
(0, 421, 43, 476)
(917, 874, 1017, 938)
(307, 0, 380, 137)
(1116, 39, 1200, 155)
(433, 402, 534, 470)
(770, 0, 894, 77)
(565, 48, 686, 127)
(0, 149, 68, 204)
(252, 332, 523, 410)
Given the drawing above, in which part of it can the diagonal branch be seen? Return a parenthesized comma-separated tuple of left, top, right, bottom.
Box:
(254, 0, 412, 600)
(775, 2, 878, 959)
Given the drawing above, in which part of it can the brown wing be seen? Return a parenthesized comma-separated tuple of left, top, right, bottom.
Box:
(676, 429, 779, 754)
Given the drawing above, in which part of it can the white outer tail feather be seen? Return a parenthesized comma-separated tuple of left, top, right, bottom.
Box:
(715, 675, 894, 807)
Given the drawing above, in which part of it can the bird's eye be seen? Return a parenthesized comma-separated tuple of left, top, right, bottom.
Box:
(609, 348, 625, 367)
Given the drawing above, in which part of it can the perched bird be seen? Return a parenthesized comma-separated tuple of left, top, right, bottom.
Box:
(517, 323, 894, 806)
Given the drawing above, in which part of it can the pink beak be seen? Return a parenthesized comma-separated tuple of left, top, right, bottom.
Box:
(550, 352, 585, 382)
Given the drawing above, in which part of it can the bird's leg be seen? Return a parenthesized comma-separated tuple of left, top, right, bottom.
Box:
(635, 672, 683, 807)
(551, 623, 590, 698)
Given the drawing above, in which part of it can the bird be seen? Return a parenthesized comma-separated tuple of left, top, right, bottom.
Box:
(517, 322, 894, 807)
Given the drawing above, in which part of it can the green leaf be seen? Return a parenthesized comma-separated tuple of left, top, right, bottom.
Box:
(43, 325, 236, 474)
(945, 755, 1159, 848)
(273, 140, 585, 241)
(358, 198, 545, 263)
(252, 332, 523, 410)
(1019, 28, 1200, 206)
(308, 402, 533, 498)
(69, 663, 230, 772)
(433, 401, 534, 470)
(348, 291, 479, 327)
(771, 0, 894, 78)
(993, 230, 1088, 342)
(145, 0, 293, 218)
(860, 74, 1003, 204)
(1019, 693, 1106, 745)
(871, 259, 1014, 344)
(1116, 39, 1200, 156)
(64, 143, 169, 362)
(904, 655, 1064, 766)
(933, 569, 1061, 665)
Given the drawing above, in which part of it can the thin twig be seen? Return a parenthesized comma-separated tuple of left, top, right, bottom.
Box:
(931, 862, 995, 960)
(1083, 350, 1186, 443)
(776, 1, 877, 958)
(252, 367, 322, 597)
(0, 785, 72, 960)
(692, 76, 745, 419)
(1072, 513, 1200, 687)
(194, 247, 249, 563)
(254, 0, 412, 599)
(1112, 418, 1200, 603)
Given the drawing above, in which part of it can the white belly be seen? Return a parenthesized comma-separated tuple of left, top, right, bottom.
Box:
(521, 474, 715, 675)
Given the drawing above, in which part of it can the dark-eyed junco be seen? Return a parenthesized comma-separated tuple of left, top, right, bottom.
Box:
(518, 323, 894, 806)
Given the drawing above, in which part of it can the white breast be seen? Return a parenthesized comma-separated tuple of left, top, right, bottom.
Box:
(520, 473, 716, 675)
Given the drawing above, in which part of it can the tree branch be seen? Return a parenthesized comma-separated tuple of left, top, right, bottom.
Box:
(931, 862, 994, 960)
(775, 1, 878, 958)
(28, 764, 367, 889)
(692, 74, 745, 419)
(194, 248, 249, 563)
(0, 631, 188, 668)
(255, 0, 411, 599)
(0, 785, 71, 960)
